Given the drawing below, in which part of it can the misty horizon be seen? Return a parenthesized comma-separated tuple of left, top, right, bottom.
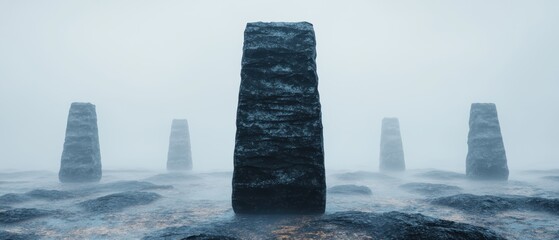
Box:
(1, 1, 558, 172)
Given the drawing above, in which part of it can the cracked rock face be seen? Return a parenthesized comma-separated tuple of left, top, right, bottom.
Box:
(167, 119, 193, 171)
(466, 103, 509, 180)
(59, 102, 102, 183)
(232, 22, 326, 214)
(379, 118, 405, 172)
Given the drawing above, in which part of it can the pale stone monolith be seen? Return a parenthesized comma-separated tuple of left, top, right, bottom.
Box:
(466, 103, 509, 180)
(167, 119, 192, 171)
(379, 118, 405, 172)
(59, 102, 102, 183)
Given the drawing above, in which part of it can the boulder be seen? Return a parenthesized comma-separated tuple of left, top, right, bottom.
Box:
(431, 194, 559, 215)
(78, 191, 161, 213)
(466, 103, 508, 180)
(379, 118, 405, 172)
(167, 119, 193, 171)
(232, 22, 326, 214)
(59, 102, 102, 183)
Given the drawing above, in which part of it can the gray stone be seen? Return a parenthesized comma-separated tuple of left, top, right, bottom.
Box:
(167, 119, 193, 171)
(379, 118, 405, 172)
(232, 22, 326, 214)
(79, 191, 161, 213)
(466, 103, 509, 180)
(431, 194, 559, 215)
(59, 102, 102, 183)
(328, 185, 372, 195)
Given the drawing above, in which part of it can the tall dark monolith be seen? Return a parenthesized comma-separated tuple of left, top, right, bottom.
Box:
(232, 22, 326, 214)
(59, 102, 102, 183)
(167, 119, 193, 171)
(466, 103, 509, 180)
(379, 118, 405, 172)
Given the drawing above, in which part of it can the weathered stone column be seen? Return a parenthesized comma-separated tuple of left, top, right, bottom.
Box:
(232, 22, 326, 214)
(167, 119, 193, 171)
(59, 102, 102, 183)
(379, 118, 405, 172)
(466, 103, 509, 180)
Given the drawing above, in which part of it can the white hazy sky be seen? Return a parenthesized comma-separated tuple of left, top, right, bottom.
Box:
(1, 0, 558, 172)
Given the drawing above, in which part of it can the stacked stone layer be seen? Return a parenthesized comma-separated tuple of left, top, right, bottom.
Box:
(379, 118, 405, 172)
(167, 119, 193, 171)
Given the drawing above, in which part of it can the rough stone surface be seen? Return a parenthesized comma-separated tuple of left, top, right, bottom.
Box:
(328, 185, 372, 196)
(0, 208, 50, 224)
(59, 102, 102, 183)
(79, 191, 161, 213)
(432, 194, 559, 215)
(466, 103, 509, 180)
(232, 22, 325, 214)
(143, 211, 505, 240)
(0, 189, 75, 205)
(379, 118, 405, 172)
(167, 119, 193, 171)
(399, 182, 462, 196)
(0, 231, 37, 240)
(181, 235, 239, 240)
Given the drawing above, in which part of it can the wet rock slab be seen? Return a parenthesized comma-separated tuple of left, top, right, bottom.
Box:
(0, 189, 75, 205)
(79, 191, 161, 213)
(144, 211, 504, 240)
(432, 194, 559, 215)
(328, 185, 372, 196)
(180, 234, 239, 240)
(400, 182, 462, 196)
(0, 208, 50, 224)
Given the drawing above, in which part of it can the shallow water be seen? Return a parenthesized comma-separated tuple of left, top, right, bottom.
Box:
(0, 169, 558, 239)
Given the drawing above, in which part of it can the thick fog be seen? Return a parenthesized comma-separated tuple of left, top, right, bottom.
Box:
(0, 0, 558, 172)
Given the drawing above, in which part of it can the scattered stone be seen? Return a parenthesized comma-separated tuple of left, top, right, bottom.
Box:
(432, 194, 559, 215)
(181, 234, 239, 240)
(328, 185, 372, 196)
(399, 182, 462, 196)
(379, 118, 406, 172)
(415, 170, 466, 180)
(167, 119, 193, 171)
(59, 102, 102, 183)
(232, 22, 326, 214)
(0, 208, 50, 224)
(466, 103, 509, 180)
(79, 191, 161, 212)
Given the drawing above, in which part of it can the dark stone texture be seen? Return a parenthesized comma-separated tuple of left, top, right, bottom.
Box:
(59, 102, 102, 183)
(0, 193, 31, 205)
(379, 117, 405, 172)
(0, 208, 50, 224)
(466, 103, 509, 180)
(328, 185, 372, 195)
(181, 235, 239, 240)
(79, 191, 161, 213)
(232, 22, 325, 214)
(143, 211, 504, 240)
(432, 194, 559, 215)
(399, 182, 462, 196)
(0, 231, 37, 240)
(167, 119, 193, 171)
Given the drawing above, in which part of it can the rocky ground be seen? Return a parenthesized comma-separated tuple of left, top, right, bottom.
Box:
(0, 169, 558, 239)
